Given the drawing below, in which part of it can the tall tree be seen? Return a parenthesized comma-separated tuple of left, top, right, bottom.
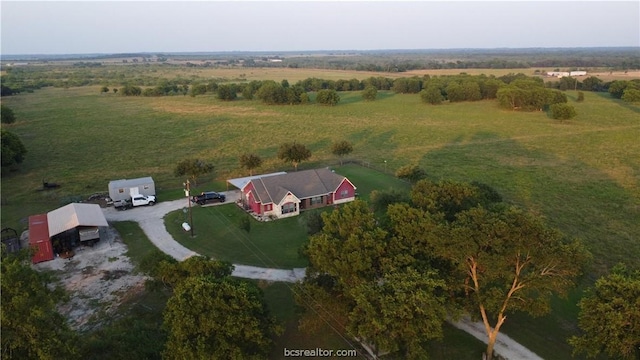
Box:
(433, 205, 590, 359)
(1, 248, 79, 359)
(173, 158, 214, 185)
(331, 140, 353, 165)
(239, 153, 263, 175)
(163, 276, 279, 359)
(570, 264, 640, 360)
(277, 142, 311, 171)
(298, 201, 448, 358)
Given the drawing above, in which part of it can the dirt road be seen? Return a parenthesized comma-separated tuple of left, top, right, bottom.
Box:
(451, 318, 544, 360)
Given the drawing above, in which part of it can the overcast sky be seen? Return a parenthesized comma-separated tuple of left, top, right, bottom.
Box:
(1, 1, 639, 55)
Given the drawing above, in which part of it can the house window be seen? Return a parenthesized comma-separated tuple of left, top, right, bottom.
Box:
(340, 189, 349, 198)
(282, 202, 297, 214)
(310, 196, 322, 205)
(265, 204, 272, 211)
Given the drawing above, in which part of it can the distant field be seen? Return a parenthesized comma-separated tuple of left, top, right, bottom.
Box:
(1, 75, 639, 359)
(2, 86, 638, 272)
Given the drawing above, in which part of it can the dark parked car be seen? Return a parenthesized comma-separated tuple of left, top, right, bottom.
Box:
(192, 191, 226, 205)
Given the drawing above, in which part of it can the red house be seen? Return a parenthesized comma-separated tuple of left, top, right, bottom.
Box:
(241, 168, 356, 219)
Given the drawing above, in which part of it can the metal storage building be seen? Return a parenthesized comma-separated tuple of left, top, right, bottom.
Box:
(29, 214, 54, 264)
(27, 203, 109, 263)
(108, 177, 156, 202)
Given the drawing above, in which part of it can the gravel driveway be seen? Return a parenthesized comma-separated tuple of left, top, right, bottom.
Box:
(102, 190, 306, 282)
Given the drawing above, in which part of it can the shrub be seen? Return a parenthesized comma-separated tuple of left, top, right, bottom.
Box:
(395, 164, 427, 183)
(550, 103, 577, 121)
(1, 105, 16, 124)
(361, 85, 378, 101)
(239, 216, 251, 233)
(304, 211, 324, 235)
(621, 88, 640, 103)
(315, 89, 340, 106)
(577, 91, 584, 102)
(420, 85, 443, 105)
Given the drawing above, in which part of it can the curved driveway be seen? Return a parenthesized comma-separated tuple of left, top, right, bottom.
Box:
(102, 190, 306, 282)
(102, 191, 542, 360)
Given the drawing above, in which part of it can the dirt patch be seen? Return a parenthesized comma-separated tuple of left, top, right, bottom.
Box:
(32, 227, 148, 332)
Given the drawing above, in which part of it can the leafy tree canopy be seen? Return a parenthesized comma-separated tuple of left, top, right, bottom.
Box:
(239, 153, 263, 175)
(549, 103, 577, 121)
(315, 89, 340, 106)
(420, 85, 444, 105)
(1, 247, 79, 359)
(331, 140, 353, 165)
(1, 129, 27, 169)
(216, 84, 237, 101)
(163, 276, 280, 360)
(277, 141, 311, 171)
(395, 164, 426, 183)
(299, 200, 448, 358)
(432, 205, 590, 359)
(173, 158, 214, 185)
(570, 263, 640, 360)
(361, 85, 378, 101)
(1, 105, 17, 124)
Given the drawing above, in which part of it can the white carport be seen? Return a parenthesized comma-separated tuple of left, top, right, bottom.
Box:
(226, 172, 287, 190)
(48, 203, 108, 238)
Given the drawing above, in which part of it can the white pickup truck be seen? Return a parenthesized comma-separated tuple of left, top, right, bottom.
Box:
(113, 195, 156, 210)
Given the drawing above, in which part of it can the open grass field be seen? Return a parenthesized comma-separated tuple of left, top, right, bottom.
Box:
(1, 67, 639, 359)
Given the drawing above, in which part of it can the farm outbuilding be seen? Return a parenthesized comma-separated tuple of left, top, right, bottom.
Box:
(27, 203, 109, 263)
(29, 214, 54, 263)
(108, 177, 155, 202)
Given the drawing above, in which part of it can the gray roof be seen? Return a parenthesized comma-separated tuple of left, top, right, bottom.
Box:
(109, 177, 154, 189)
(47, 203, 108, 237)
(249, 168, 350, 204)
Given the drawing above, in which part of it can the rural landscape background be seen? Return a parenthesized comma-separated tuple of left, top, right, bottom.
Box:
(1, 45, 639, 359)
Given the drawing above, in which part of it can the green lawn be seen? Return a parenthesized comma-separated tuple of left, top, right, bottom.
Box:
(163, 164, 410, 268)
(165, 203, 310, 268)
(2, 76, 639, 360)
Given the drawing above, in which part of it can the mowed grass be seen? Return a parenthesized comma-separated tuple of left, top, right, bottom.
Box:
(162, 164, 410, 269)
(2, 77, 639, 359)
(165, 203, 310, 268)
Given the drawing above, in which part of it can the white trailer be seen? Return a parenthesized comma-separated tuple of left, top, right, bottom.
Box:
(108, 177, 155, 202)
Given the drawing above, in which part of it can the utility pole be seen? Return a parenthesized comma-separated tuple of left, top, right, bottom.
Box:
(184, 179, 194, 237)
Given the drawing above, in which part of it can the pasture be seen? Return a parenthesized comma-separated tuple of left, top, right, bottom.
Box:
(1, 67, 639, 359)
